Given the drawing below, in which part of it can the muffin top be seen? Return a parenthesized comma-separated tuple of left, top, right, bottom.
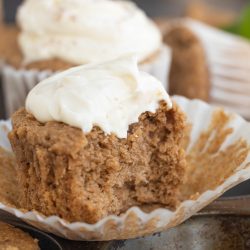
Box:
(0, 222, 39, 250)
(26, 55, 171, 138)
(17, 0, 162, 65)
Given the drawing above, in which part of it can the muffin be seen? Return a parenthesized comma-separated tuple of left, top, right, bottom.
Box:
(164, 25, 210, 101)
(1, 0, 170, 116)
(0, 221, 39, 250)
(9, 55, 187, 224)
(158, 17, 250, 118)
(185, 18, 250, 119)
(0, 147, 19, 207)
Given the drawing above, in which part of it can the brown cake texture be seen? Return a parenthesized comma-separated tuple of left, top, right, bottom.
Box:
(0, 221, 39, 250)
(0, 148, 19, 207)
(164, 25, 210, 101)
(9, 101, 186, 224)
(0, 25, 75, 71)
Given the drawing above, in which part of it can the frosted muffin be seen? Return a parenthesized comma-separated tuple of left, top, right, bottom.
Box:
(1, 0, 170, 116)
(9, 56, 186, 224)
(0, 222, 39, 250)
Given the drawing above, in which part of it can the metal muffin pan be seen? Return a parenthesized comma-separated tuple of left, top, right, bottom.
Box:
(1, 196, 250, 249)
(104, 196, 250, 250)
(106, 215, 250, 250)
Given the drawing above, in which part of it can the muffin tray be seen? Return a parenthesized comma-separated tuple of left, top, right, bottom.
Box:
(2, 196, 250, 250)
(107, 196, 250, 250)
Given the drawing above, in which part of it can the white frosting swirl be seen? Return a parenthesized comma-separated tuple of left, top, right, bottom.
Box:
(17, 0, 162, 65)
(26, 55, 172, 138)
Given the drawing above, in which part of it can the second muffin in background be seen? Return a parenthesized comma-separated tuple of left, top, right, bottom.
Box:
(1, 0, 170, 116)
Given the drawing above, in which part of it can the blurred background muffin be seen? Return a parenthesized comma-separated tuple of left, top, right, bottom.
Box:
(1, 0, 249, 118)
(164, 25, 210, 101)
(0, 0, 170, 117)
(0, 0, 250, 120)
(153, 0, 250, 120)
(0, 221, 40, 250)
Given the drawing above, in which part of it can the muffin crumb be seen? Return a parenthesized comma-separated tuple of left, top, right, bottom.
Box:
(9, 102, 186, 224)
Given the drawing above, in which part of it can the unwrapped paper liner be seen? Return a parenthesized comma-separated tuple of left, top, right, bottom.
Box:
(1, 46, 170, 117)
(0, 96, 250, 240)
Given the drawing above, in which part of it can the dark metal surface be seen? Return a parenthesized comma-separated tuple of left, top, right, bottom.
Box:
(109, 215, 250, 250)
(223, 180, 250, 197)
(1, 196, 250, 249)
(200, 195, 250, 216)
(105, 196, 250, 250)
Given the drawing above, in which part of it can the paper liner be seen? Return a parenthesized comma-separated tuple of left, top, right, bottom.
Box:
(1, 45, 170, 117)
(184, 19, 250, 120)
(1, 66, 52, 117)
(185, 19, 250, 66)
(0, 96, 250, 240)
(160, 18, 250, 120)
(140, 45, 171, 91)
(212, 76, 250, 93)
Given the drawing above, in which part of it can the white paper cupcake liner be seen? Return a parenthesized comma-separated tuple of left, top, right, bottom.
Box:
(212, 77, 250, 93)
(140, 45, 171, 91)
(0, 96, 250, 240)
(1, 66, 53, 118)
(158, 18, 250, 119)
(1, 45, 170, 117)
(211, 88, 250, 106)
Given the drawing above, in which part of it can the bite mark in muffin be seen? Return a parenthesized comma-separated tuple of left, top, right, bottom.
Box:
(9, 102, 186, 224)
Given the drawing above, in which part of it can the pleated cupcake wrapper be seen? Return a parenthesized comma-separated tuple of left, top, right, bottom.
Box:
(183, 18, 250, 120)
(0, 96, 250, 240)
(211, 89, 250, 106)
(185, 19, 250, 84)
(160, 18, 250, 119)
(1, 66, 52, 118)
(1, 45, 170, 118)
(212, 76, 250, 93)
(140, 45, 171, 91)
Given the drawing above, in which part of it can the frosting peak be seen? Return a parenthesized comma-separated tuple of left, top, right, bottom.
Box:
(26, 55, 172, 138)
(17, 0, 162, 65)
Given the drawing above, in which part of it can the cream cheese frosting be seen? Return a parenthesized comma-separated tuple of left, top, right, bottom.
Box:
(26, 55, 172, 138)
(17, 0, 162, 65)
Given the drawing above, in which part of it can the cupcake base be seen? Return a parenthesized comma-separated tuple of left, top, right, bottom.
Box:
(0, 96, 250, 240)
(9, 102, 186, 224)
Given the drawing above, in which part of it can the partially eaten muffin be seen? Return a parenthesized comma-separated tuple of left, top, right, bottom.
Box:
(9, 56, 186, 224)
(0, 221, 39, 250)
